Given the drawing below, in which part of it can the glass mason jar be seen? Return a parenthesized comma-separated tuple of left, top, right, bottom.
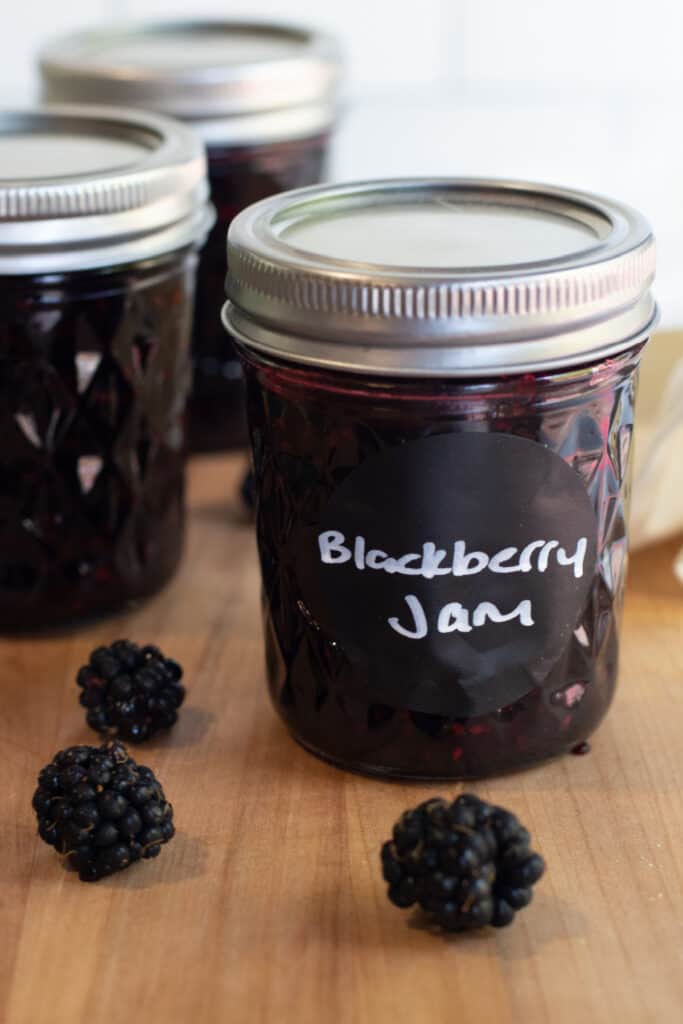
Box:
(223, 179, 658, 780)
(0, 107, 212, 629)
(40, 21, 342, 451)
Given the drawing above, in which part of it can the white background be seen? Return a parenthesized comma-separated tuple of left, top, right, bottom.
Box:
(3, 0, 681, 323)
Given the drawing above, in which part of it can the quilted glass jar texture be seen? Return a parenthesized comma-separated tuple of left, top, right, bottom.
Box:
(189, 134, 329, 452)
(243, 350, 639, 778)
(0, 254, 196, 628)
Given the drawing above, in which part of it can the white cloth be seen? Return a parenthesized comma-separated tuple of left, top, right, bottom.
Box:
(631, 333, 683, 574)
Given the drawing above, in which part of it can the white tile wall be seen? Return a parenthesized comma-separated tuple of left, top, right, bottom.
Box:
(453, 0, 683, 93)
(2, 1, 681, 322)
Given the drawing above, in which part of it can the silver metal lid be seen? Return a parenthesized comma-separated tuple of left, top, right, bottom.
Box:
(223, 178, 657, 377)
(39, 21, 342, 146)
(0, 106, 212, 275)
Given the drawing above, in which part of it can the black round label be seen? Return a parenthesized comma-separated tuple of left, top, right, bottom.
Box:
(297, 433, 598, 716)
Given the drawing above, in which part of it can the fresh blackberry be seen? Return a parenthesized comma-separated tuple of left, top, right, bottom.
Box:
(32, 741, 175, 882)
(381, 794, 544, 932)
(77, 640, 185, 743)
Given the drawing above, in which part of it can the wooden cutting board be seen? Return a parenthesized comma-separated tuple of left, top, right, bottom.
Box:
(2, 452, 682, 1024)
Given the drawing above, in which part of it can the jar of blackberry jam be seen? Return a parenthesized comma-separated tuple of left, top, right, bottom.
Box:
(224, 179, 658, 780)
(0, 107, 212, 629)
(40, 21, 342, 451)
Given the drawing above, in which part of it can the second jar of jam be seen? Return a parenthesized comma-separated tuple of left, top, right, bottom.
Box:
(0, 106, 212, 629)
(223, 178, 657, 780)
(40, 20, 342, 451)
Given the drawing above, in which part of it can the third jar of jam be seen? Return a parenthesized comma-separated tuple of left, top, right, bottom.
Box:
(40, 20, 342, 451)
(223, 178, 657, 780)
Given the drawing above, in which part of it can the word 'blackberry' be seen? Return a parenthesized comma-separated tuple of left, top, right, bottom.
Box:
(32, 741, 175, 882)
(381, 794, 545, 932)
(77, 640, 185, 742)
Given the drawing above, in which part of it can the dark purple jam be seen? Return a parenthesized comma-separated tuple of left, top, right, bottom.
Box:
(188, 134, 328, 452)
(241, 346, 642, 779)
(0, 250, 196, 629)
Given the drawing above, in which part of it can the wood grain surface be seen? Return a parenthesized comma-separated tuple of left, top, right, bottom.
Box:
(1, 452, 682, 1024)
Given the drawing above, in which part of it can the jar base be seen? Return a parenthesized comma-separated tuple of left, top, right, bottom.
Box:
(284, 722, 586, 783)
(0, 550, 183, 634)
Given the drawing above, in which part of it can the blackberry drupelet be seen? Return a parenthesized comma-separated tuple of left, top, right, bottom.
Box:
(32, 741, 175, 882)
(77, 640, 185, 742)
(381, 794, 544, 932)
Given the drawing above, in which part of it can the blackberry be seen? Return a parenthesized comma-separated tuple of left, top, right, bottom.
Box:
(77, 640, 185, 743)
(32, 741, 175, 882)
(381, 794, 544, 932)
